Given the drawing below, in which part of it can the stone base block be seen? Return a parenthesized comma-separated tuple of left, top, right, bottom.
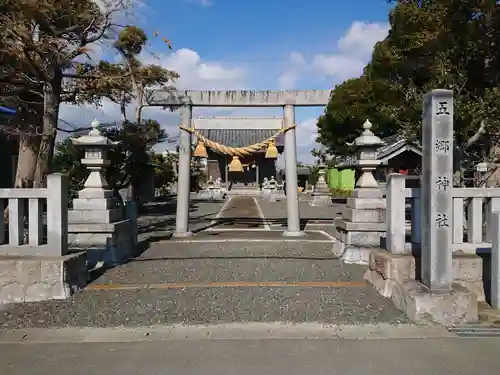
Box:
(0, 252, 87, 304)
(261, 189, 271, 199)
(342, 246, 372, 265)
(68, 208, 123, 224)
(350, 188, 382, 199)
(368, 249, 485, 301)
(78, 188, 114, 199)
(478, 302, 500, 324)
(73, 197, 117, 210)
(346, 197, 386, 210)
(336, 227, 384, 248)
(310, 194, 331, 207)
(391, 281, 478, 325)
(342, 207, 385, 223)
(69, 219, 135, 268)
(364, 269, 396, 297)
(335, 218, 386, 233)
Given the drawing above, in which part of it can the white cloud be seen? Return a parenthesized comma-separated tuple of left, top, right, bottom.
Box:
(279, 21, 389, 89)
(311, 54, 366, 82)
(296, 117, 321, 164)
(275, 116, 321, 168)
(144, 48, 245, 89)
(274, 21, 389, 160)
(59, 47, 246, 145)
(337, 21, 389, 59)
(186, 0, 212, 6)
(277, 51, 307, 89)
(312, 21, 389, 79)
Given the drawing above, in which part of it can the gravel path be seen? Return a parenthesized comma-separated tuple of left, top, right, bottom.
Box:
(93, 241, 364, 285)
(0, 194, 409, 328)
(214, 196, 264, 229)
(256, 198, 343, 223)
(0, 286, 407, 329)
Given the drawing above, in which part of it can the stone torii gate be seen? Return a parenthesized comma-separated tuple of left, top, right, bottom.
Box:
(146, 89, 331, 237)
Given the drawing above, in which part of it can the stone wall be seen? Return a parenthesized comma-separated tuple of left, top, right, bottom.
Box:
(0, 252, 87, 304)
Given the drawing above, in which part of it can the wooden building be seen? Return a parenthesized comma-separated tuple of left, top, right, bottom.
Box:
(198, 129, 285, 188)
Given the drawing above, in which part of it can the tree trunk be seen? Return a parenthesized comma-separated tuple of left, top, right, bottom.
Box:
(34, 78, 61, 187)
(14, 135, 40, 188)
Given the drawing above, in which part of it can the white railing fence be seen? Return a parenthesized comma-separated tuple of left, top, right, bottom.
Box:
(386, 173, 500, 254)
(0, 173, 68, 257)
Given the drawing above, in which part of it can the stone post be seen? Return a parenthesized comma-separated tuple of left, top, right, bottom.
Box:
(333, 120, 386, 264)
(119, 186, 137, 248)
(174, 104, 193, 237)
(385, 173, 406, 254)
(310, 165, 330, 206)
(282, 103, 304, 236)
(69, 119, 134, 267)
(389, 90, 478, 325)
(46, 173, 69, 256)
(421, 89, 454, 291)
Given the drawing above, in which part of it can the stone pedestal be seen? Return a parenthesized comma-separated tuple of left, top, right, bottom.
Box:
(69, 189, 134, 268)
(268, 188, 277, 202)
(261, 187, 272, 199)
(310, 167, 331, 207)
(391, 281, 478, 325)
(333, 188, 386, 264)
(365, 248, 485, 301)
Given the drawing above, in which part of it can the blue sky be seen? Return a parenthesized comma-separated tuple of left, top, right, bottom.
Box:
(61, 0, 393, 163)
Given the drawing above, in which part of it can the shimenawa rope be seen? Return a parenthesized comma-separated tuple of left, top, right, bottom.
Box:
(178, 124, 296, 157)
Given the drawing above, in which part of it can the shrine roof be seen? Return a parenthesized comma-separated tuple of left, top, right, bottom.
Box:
(198, 129, 284, 149)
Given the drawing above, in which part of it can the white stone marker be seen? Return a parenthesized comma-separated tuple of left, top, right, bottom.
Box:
(421, 89, 454, 292)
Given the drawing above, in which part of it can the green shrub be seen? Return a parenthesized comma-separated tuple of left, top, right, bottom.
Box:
(330, 188, 353, 198)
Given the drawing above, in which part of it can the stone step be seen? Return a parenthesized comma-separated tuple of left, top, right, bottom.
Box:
(92, 230, 345, 285)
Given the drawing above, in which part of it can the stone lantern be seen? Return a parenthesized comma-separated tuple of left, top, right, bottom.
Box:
(71, 119, 117, 194)
(332, 119, 386, 265)
(68, 119, 134, 268)
(352, 119, 384, 189)
(310, 146, 331, 206)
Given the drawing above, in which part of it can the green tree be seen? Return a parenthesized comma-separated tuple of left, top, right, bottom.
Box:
(53, 119, 171, 195)
(150, 153, 175, 191)
(0, 1, 178, 187)
(318, 0, 500, 185)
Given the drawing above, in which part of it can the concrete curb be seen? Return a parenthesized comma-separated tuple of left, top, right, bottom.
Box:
(0, 323, 454, 344)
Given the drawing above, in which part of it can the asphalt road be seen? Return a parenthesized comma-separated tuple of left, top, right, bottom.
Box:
(2, 336, 500, 375)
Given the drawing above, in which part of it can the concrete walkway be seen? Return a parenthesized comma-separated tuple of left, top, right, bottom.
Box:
(212, 196, 267, 229)
(2, 334, 500, 375)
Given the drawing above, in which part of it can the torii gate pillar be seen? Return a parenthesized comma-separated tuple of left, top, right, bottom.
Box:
(172, 104, 193, 238)
(282, 103, 304, 236)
